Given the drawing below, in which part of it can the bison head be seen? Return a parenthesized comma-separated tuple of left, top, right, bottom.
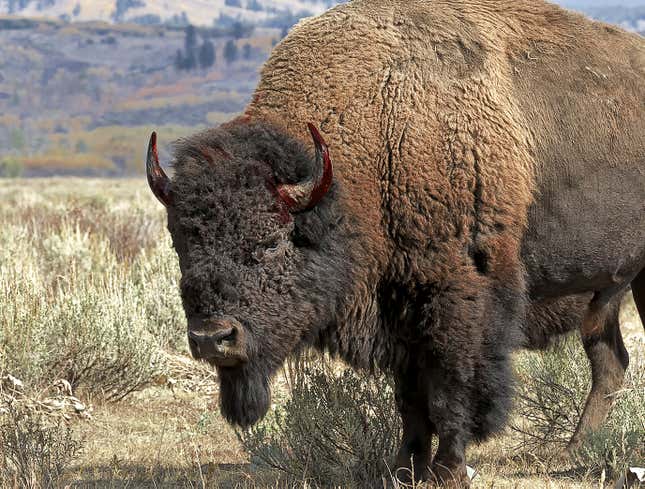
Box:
(146, 121, 347, 427)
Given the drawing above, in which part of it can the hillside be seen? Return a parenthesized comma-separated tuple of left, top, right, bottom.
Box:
(0, 1, 643, 177)
(0, 17, 284, 176)
(0, 0, 335, 26)
(1, 0, 643, 28)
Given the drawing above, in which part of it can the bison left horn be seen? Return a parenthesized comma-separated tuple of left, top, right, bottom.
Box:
(277, 123, 333, 212)
(146, 132, 172, 207)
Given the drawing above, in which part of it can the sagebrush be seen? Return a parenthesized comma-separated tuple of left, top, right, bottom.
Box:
(0, 180, 184, 399)
(240, 360, 401, 488)
(512, 330, 644, 477)
(0, 401, 82, 489)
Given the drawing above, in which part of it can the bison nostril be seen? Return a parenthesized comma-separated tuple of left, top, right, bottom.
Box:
(212, 327, 236, 344)
(188, 327, 237, 348)
(187, 317, 245, 364)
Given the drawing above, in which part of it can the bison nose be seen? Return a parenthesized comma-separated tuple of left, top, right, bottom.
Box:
(188, 327, 236, 347)
(187, 318, 248, 366)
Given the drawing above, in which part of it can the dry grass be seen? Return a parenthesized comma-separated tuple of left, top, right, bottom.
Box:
(0, 179, 642, 488)
(0, 179, 184, 399)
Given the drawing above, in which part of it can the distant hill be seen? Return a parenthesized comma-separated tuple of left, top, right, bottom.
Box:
(1, 0, 644, 32)
(1, 0, 644, 27)
(559, 0, 644, 7)
(0, 0, 337, 26)
(0, 17, 283, 176)
(0, 1, 642, 177)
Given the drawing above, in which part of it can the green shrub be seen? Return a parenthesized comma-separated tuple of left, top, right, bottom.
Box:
(240, 361, 401, 488)
(0, 157, 24, 178)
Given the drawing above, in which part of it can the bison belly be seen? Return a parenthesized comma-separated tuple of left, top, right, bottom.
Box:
(522, 161, 645, 299)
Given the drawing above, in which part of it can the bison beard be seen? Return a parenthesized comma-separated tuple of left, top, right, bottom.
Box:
(218, 365, 271, 428)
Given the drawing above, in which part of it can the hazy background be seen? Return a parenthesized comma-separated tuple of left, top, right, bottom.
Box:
(0, 0, 643, 177)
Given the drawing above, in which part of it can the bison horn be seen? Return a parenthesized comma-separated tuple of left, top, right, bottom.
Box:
(277, 123, 333, 212)
(146, 132, 172, 207)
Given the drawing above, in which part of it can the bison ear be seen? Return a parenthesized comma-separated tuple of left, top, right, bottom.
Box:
(276, 123, 333, 212)
(146, 132, 172, 207)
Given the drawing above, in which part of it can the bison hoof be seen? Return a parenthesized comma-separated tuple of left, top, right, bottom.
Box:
(430, 463, 471, 488)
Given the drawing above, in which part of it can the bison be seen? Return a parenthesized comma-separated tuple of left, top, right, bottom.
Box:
(145, 0, 645, 486)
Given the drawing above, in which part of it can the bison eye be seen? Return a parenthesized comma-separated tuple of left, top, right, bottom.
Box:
(291, 226, 313, 248)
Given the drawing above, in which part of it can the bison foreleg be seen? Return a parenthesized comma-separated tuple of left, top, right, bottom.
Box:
(416, 266, 521, 487)
(393, 362, 435, 483)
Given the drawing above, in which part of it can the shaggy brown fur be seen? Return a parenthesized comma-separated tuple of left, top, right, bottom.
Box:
(157, 1, 644, 487)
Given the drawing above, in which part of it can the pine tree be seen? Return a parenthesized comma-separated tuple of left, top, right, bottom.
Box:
(224, 40, 238, 64)
(199, 40, 216, 69)
(185, 48, 197, 70)
(247, 0, 262, 12)
(243, 43, 252, 60)
(174, 49, 185, 71)
(185, 25, 197, 53)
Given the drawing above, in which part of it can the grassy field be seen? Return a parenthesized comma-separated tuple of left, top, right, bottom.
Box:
(0, 178, 642, 488)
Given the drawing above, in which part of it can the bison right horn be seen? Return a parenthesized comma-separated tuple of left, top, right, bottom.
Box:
(277, 123, 333, 212)
(146, 132, 172, 207)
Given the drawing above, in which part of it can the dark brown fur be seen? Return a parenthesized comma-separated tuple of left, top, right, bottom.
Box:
(160, 1, 645, 486)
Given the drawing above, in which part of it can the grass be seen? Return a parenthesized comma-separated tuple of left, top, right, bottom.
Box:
(0, 178, 643, 488)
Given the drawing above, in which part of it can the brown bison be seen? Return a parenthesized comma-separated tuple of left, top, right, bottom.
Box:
(146, 0, 645, 486)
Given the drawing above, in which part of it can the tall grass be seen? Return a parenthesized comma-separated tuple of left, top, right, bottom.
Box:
(0, 179, 184, 399)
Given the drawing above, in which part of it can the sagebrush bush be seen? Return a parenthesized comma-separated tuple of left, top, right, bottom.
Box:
(512, 333, 644, 476)
(240, 360, 401, 488)
(512, 337, 589, 450)
(0, 181, 184, 399)
(0, 401, 82, 489)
